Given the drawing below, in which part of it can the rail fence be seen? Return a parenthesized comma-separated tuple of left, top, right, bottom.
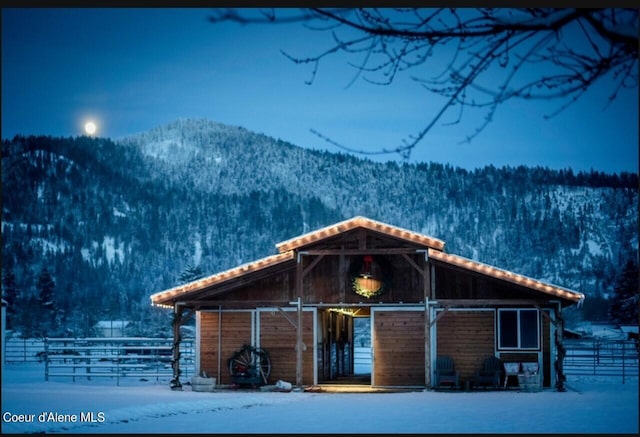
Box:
(3, 337, 195, 385)
(563, 338, 639, 383)
(5, 337, 637, 384)
(4, 337, 46, 363)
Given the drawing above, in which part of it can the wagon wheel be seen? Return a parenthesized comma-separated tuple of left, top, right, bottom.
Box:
(228, 344, 271, 385)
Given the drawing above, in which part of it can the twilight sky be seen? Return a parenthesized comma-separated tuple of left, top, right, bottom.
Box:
(2, 8, 638, 174)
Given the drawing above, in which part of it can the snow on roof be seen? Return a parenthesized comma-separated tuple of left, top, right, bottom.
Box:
(276, 216, 446, 253)
(150, 251, 295, 307)
(94, 320, 130, 328)
(151, 216, 584, 307)
(620, 325, 639, 334)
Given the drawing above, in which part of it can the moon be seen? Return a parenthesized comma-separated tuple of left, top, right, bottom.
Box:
(84, 121, 97, 135)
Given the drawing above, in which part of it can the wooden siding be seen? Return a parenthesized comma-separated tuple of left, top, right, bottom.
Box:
(373, 310, 425, 386)
(196, 252, 428, 306)
(303, 253, 427, 304)
(259, 310, 315, 386)
(435, 310, 495, 381)
(199, 311, 253, 385)
(215, 269, 295, 303)
(433, 264, 548, 301)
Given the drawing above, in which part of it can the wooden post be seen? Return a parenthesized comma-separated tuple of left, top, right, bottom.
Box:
(44, 337, 49, 382)
(295, 252, 304, 389)
(423, 251, 431, 389)
(170, 304, 183, 390)
(554, 304, 567, 392)
(295, 297, 303, 389)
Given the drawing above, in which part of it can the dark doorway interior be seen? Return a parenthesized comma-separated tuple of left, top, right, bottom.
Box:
(318, 308, 371, 385)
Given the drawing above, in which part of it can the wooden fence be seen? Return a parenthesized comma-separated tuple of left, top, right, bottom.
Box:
(563, 338, 639, 383)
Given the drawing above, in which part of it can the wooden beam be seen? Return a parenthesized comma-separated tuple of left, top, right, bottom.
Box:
(173, 300, 293, 310)
(402, 253, 424, 275)
(170, 304, 183, 390)
(295, 253, 304, 389)
(303, 248, 423, 255)
(553, 304, 567, 392)
(429, 305, 451, 327)
(430, 263, 435, 299)
(358, 228, 367, 250)
(339, 251, 346, 303)
(276, 307, 298, 329)
(434, 299, 550, 307)
(302, 254, 324, 277)
(535, 304, 561, 328)
(424, 252, 431, 388)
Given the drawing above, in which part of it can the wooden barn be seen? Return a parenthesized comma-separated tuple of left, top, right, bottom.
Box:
(150, 216, 585, 391)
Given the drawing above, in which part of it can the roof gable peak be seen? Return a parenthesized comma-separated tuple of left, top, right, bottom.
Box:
(276, 216, 446, 253)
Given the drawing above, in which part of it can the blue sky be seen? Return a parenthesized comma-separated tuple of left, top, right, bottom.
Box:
(2, 8, 638, 174)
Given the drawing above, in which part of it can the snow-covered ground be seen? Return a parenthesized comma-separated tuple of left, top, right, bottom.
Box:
(1, 363, 638, 434)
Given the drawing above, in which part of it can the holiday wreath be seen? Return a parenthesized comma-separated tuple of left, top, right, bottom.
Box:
(349, 255, 393, 299)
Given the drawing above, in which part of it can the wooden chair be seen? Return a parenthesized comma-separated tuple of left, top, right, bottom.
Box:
(434, 355, 460, 389)
(474, 356, 503, 389)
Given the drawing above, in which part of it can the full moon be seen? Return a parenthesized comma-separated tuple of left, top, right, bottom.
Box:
(84, 121, 97, 135)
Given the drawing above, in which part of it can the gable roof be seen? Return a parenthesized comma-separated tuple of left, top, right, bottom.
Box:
(150, 216, 584, 308)
(276, 216, 446, 253)
(150, 251, 295, 308)
(428, 249, 585, 303)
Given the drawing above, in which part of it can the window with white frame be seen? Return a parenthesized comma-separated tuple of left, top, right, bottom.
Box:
(497, 308, 540, 350)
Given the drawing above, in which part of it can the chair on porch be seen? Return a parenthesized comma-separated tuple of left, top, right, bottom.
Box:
(474, 356, 503, 389)
(434, 355, 460, 389)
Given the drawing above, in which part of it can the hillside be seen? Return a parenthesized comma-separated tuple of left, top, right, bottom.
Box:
(2, 118, 637, 336)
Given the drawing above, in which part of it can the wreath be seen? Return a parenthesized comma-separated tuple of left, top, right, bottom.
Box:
(349, 255, 393, 299)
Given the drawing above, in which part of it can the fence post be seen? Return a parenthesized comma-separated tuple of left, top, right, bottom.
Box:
(44, 338, 49, 381)
(621, 340, 625, 384)
(116, 341, 120, 387)
(86, 339, 91, 381)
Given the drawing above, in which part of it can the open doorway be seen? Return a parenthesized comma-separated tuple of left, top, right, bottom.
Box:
(353, 316, 371, 376)
(318, 307, 371, 385)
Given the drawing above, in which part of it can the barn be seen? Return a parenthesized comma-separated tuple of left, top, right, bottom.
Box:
(150, 216, 584, 391)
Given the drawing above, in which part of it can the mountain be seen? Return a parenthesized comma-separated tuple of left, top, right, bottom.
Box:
(2, 118, 637, 336)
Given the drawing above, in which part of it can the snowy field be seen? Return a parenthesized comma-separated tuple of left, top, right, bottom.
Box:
(1, 363, 638, 434)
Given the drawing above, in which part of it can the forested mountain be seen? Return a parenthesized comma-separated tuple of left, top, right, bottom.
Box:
(2, 119, 637, 337)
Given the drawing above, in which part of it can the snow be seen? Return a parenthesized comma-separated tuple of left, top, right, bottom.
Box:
(103, 236, 124, 265)
(585, 239, 603, 256)
(193, 235, 202, 267)
(113, 208, 126, 218)
(1, 363, 637, 434)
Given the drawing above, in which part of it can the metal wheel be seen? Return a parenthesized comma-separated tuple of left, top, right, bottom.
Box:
(228, 344, 271, 386)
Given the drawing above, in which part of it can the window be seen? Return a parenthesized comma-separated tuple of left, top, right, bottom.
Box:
(498, 309, 540, 350)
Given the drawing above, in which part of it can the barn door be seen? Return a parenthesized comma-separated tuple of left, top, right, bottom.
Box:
(256, 307, 317, 386)
(371, 307, 425, 387)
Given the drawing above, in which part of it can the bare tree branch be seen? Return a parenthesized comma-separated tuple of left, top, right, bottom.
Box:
(208, 8, 639, 160)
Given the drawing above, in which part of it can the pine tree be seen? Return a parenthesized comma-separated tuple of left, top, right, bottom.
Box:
(179, 264, 204, 284)
(608, 259, 639, 325)
(2, 267, 19, 329)
(36, 267, 56, 336)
